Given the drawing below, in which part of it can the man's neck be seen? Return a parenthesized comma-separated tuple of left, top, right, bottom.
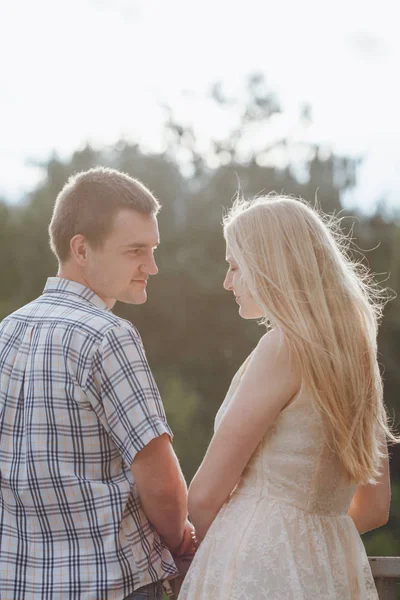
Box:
(56, 268, 116, 310)
(57, 267, 87, 288)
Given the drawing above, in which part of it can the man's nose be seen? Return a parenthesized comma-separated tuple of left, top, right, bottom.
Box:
(143, 255, 158, 276)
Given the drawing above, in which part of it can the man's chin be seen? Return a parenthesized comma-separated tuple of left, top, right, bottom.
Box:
(117, 292, 147, 305)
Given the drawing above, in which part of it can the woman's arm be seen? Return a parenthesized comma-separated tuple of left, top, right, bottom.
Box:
(188, 329, 301, 541)
(348, 442, 390, 534)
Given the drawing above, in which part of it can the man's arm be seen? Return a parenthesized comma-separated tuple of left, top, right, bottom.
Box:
(88, 325, 193, 550)
(131, 433, 188, 551)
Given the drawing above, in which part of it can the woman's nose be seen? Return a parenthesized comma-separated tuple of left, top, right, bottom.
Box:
(223, 272, 232, 291)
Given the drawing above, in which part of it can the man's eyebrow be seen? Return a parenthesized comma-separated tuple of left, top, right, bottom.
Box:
(125, 242, 159, 248)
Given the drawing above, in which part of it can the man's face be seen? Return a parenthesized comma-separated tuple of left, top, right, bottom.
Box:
(84, 209, 159, 308)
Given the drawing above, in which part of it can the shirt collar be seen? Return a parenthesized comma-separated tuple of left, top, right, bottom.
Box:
(43, 277, 112, 311)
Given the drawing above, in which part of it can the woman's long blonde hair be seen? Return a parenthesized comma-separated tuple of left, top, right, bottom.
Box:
(223, 195, 398, 485)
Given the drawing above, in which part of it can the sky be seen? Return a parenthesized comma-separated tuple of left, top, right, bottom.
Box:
(0, 0, 399, 214)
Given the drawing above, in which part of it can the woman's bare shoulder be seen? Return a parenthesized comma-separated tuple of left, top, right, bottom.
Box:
(250, 328, 301, 392)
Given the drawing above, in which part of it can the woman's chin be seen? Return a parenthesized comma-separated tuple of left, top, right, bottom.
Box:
(238, 305, 252, 320)
(238, 305, 264, 320)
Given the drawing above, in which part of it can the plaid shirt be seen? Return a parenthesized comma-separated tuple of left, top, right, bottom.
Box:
(0, 277, 178, 599)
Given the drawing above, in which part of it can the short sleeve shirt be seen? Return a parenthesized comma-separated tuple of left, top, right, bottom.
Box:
(0, 277, 178, 599)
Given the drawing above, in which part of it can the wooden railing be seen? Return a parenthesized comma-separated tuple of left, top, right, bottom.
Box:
(370, 557, 400, 600)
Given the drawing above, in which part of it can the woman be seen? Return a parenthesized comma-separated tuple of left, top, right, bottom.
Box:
(178, 196, 398, 599)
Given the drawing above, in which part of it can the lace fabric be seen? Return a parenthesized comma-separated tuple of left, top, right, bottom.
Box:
(178, 358, 378, 600)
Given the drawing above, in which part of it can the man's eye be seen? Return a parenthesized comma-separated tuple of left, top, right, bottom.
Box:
(129, 249, 141, 255)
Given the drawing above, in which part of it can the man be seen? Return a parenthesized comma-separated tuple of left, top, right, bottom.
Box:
(0, 167, 193, 599)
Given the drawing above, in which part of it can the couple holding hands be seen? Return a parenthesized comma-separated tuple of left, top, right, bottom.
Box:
(0, 168, 396, 599)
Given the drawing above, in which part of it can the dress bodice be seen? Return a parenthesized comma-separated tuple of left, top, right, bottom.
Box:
(215, 357, 357, 516)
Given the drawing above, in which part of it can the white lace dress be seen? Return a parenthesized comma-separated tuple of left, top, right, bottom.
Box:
(178, 359, 378, 600)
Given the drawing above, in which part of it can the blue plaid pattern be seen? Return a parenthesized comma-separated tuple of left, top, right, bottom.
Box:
(0, 277, 178, 599)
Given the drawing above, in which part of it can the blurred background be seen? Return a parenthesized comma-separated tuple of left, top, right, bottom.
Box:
(1, 0, 399, 556)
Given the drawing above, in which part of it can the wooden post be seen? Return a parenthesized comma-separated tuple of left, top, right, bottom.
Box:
(374, 577, 397, 600)
(369, 557, 400, 600)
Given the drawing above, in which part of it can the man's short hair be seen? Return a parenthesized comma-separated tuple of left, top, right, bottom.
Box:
(49, 167, 161, 263)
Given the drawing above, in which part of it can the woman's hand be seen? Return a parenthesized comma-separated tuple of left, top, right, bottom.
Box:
(172, 519, 197, 557)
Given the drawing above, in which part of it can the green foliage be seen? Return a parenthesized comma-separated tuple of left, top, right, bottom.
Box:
(158, 373, 209, 482)
(364, 530, 400, 556)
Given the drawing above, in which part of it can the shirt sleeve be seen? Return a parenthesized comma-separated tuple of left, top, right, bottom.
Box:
(89, 324, 173, 465)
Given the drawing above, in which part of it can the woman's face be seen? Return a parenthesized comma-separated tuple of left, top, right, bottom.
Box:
(223, 244, 264, 320)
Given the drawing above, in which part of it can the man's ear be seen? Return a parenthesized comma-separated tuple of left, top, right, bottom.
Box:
(70, 234, 88, 266)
